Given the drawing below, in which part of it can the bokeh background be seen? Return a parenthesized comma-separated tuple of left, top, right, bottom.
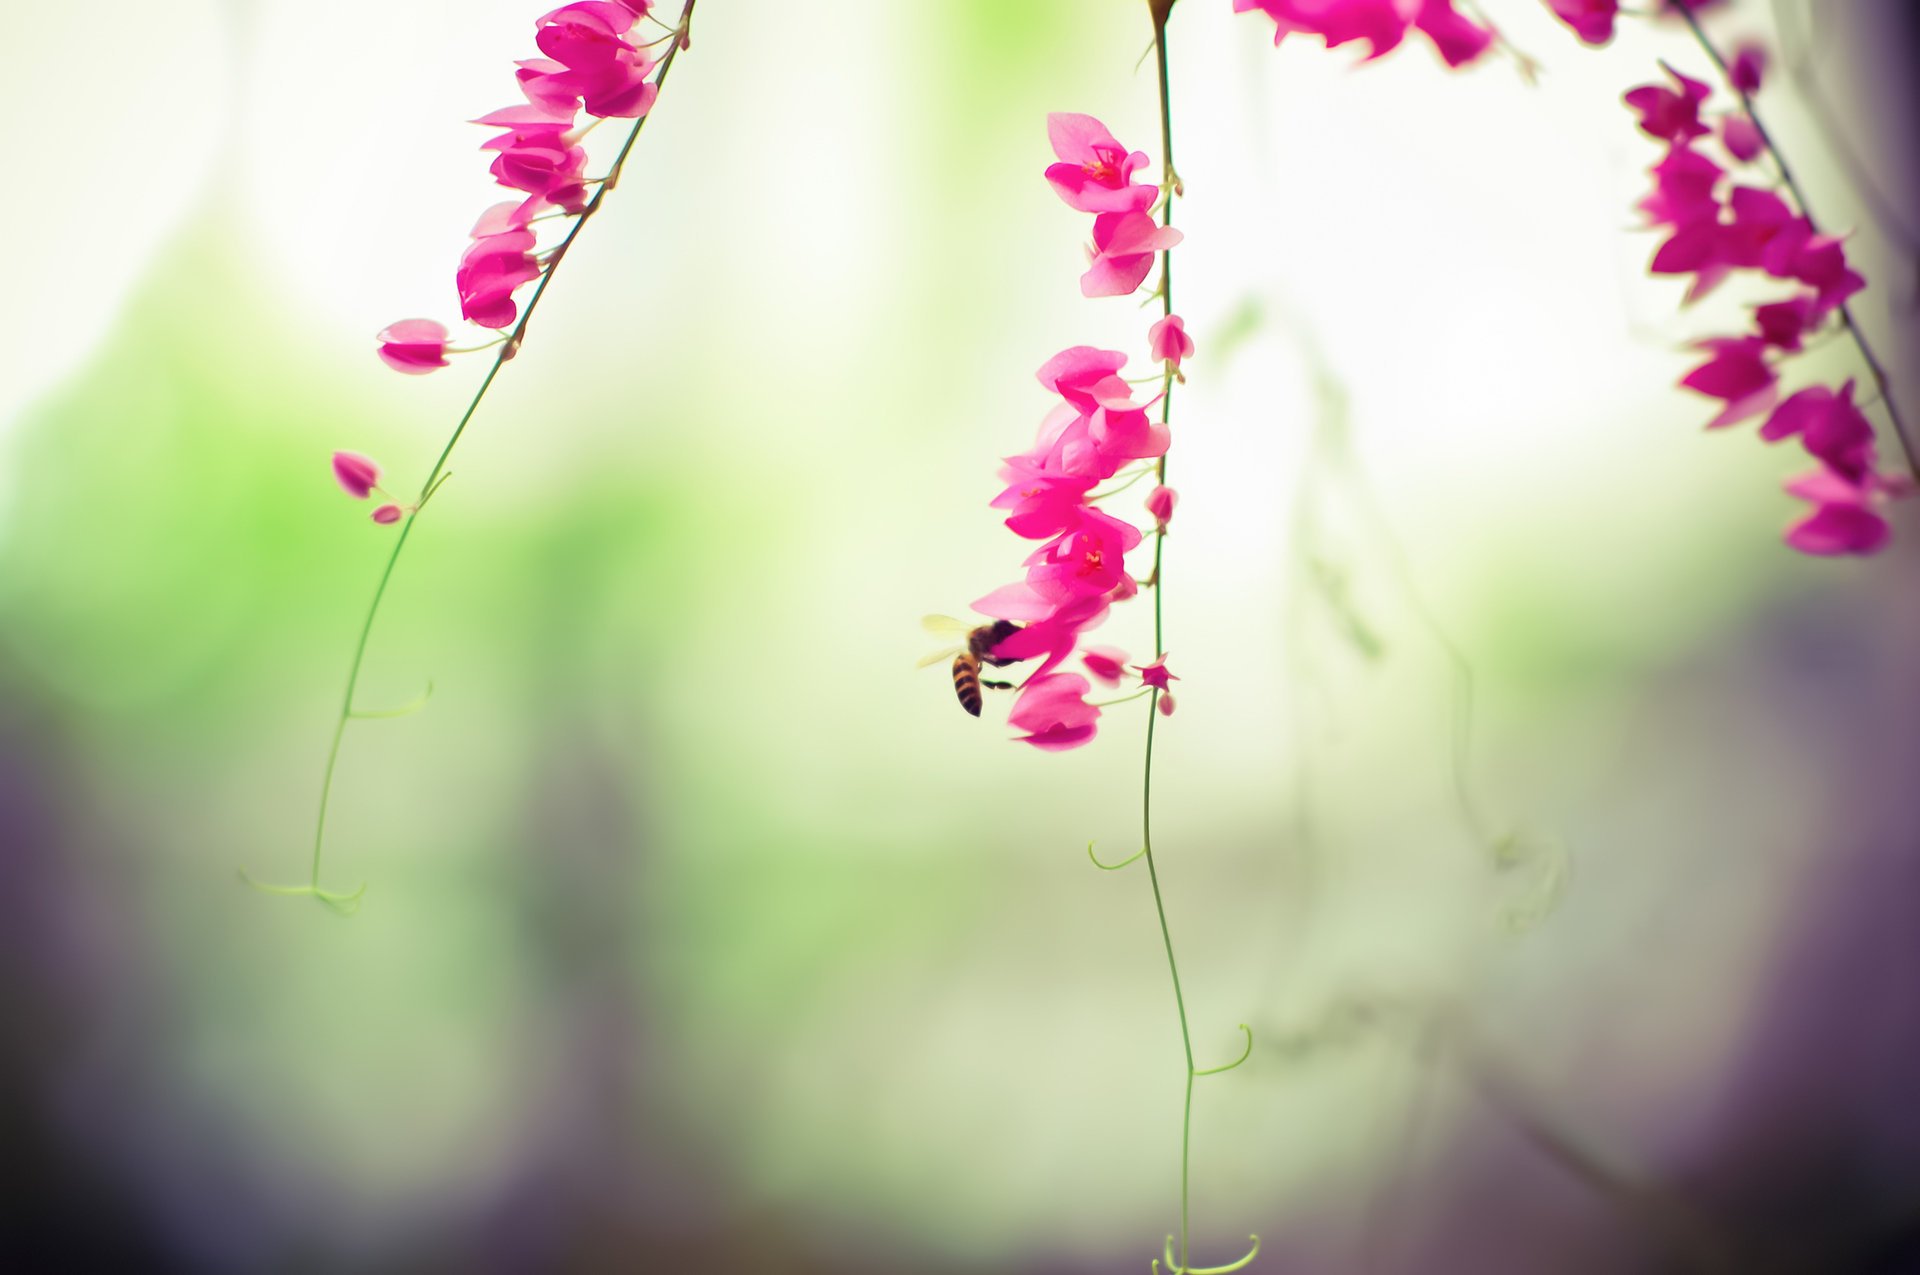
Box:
(2, 1, 1916, 1271)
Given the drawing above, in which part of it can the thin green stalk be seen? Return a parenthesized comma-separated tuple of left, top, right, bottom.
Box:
(240, 0, 700, 912)
(1669, 1, 1918, 482)
(1139, 9, 1257, 1274)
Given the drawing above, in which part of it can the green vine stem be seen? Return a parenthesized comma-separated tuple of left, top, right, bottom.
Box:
(1123, 5, 1259, 1272)
(239, 0, 700, 913)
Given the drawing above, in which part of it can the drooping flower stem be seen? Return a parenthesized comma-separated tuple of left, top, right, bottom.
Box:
(241, 0, 699, 913)
(1668, 0, 1918, 482)
(1136, 8, 1257, 1272)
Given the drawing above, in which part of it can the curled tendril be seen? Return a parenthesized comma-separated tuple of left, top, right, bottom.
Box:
(1088, 840, 1148, 871)
(235, 869, 367, 916)
(1491, 828, 1570, 933)
(417, 470, 454, 511)
(1195, 1023, 1254, 1077)
(348, 680, 436, 720)
(1158, 1233, 1262, 1275)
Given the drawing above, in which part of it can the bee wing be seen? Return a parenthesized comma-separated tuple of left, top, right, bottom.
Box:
(922, 614, 976, 638)
(917, 645, 963, 669)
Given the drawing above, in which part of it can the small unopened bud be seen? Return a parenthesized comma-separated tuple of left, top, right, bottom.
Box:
(332, 451, 380, 499)
(1146, 484, 1178, 529)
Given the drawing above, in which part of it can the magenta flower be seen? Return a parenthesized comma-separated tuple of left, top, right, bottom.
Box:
(529, 3, 660, 119)
(1145, 484, 1178, 529)
(1783, 466, 1904, 557)
(1134, 656, 1177, 691)
(992, 457, 1099, 540)
(1624, 66, 1713, 144)
(1081, 646, 1129, 687)
(1637, 145, 1723, 232)
(478, 110, 590, 210)
(1679, 336, 1776, 427)
(1232, 0, 1491, 67)
(1025, 507, 1144, 603)
(457, 226, 543, 329)
(1754, 295, 1818, 352)
(1008, 672, 1100, 751)
(1759, 382, 1876, 481)
(1037, 346, 1133, 415)
(371, 504, 404, 525)
(1044, 113, 1155, 215)
(376, 319, 451, 375)
(1541, 0, 1617, 45)
(1148, 314, 1194, 369)
(986, 594, 1114, 678)
(332, 451, 381, 499)
(1082, 212, 1183, 299)
(1411, 0, 1494, 66)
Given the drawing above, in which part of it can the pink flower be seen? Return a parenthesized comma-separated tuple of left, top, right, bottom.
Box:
(1637, 145, 1723, 231)
(1679, 336, 1776, 427)
(984, 594, 1113, 678)
(1541, 0, 1617, 45)
(1081, 646, 1129, 686)
(1036, 346, 1133, 417)
(1082, 211, 1183, 299)
(1759, 381, 1876, 480)
(1232, 0, 1491, 67)
(1025, 506, 1144, 603)
(1008, 672, 1100, 751)
(992, 456, 1098, 540)
(1133, 656, 1177, 691)
(1411, 0, 1493, 66)
(530, 2, 660, 119)
(1146, 484, 1177, 528)
(1782, 466, 1907, 557)
(1624, 66, 1713, 144)
(1753, 295, 1819, 351)
(457, 226, 543, 329)
(1044, 113, 1155, 215)
(371, 504, 405, 525)
(332, 451, 381, 499)
(1148, 314, 1194, 369)
(477, 108, 590, 210)
(376, 319, 451, 375)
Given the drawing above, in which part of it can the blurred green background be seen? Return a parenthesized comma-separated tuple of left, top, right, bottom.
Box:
(3, 1, 1916, 1271)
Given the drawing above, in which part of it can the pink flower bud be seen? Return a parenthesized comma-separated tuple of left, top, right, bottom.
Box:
(1157, 692, 1176, 717)
(375, 319, 451, 374)
(1147, 314, 1194, 368)
(371, 504, 404, 525)
(332, 451, 380, 499)
(1721, 114, 1763, 164)
(1729, 42, 1766, 95)
(1081, 646, 1129, 687)
(1145, 484, 1178, 528)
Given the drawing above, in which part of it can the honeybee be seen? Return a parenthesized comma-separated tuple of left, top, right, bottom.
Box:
(920, 616, 1023, 716)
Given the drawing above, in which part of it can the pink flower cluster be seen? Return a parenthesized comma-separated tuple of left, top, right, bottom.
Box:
(1231, 0, 1493, 66)
(375, 1, 667, 373)
(1232, 0, 1730, 63)
(1628, 59, 1911, 554)
(969, 115, 1189, 750)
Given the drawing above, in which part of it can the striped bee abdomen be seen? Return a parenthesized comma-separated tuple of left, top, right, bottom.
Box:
(952, 652, 983, 716)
